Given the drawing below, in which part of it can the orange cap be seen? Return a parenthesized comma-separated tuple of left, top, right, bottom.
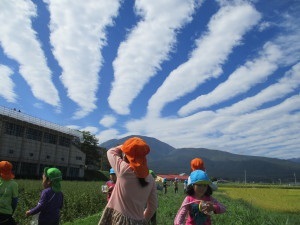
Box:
(191, 158, 205, 171)
(0, 161, 15, 180)
(121, 137, 150, 178)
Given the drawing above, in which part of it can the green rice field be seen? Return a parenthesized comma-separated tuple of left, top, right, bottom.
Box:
(13, 180, 300, 225)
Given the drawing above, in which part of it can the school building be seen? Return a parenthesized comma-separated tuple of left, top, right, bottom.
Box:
(0, 106, 86, 179)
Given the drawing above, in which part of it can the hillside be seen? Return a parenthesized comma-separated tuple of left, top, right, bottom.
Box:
(100, 135, 300, 183)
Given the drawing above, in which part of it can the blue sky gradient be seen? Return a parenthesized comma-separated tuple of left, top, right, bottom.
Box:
(0, 0, 299, 159)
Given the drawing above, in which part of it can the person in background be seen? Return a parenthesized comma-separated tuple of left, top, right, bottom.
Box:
(183, 179, 188, 193)
(98, 137, 157, 225)
(163, 178, 168, 194)
(0, 161, 18, 225)
(174, 170, 226, 225)
(173, 178, 179, 193)
(148, 169, 159, 225)
(26, 167, 64, 225)
(104, 168, 117, 202)
(189, 158, 218, 191)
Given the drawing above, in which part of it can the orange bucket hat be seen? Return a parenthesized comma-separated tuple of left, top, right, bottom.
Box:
(121, 137, 150, 178)
(191, 158, 205, 171)
(0, 161, 15, 180)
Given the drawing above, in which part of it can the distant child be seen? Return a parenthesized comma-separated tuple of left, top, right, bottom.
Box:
(163, 178, 168, 194)
(0, 161, 18, 225)
(183, 179, 188, 193)
(104, 168, 117, 202)
(149, 169, 159, 225)
(174, 170, 226, 225)
(173, 178, 179, 193)
(190, 158, 218, 191)
(26, 167, 64, 225)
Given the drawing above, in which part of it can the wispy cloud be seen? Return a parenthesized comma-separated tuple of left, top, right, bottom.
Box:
(178, 42, 282, 115)
(0, 0, 60, 107)
(96, 129, 120, 144)
(147, 2, 261, 117)
(108, 0, 200, 115)
(218, 62, 300, 115)
(45, 0, 121, 118)
(81, 126, 98, 134)
(0, 65, 16, 102)
(124, 94, 299, 159)
(99, 115, 117, 128)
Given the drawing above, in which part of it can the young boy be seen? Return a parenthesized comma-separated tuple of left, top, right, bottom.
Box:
(26, 167, 64, 225)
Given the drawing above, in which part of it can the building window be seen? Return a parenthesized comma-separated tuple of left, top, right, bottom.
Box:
(59, 136, 71, 147)
(46, 155, 50, 159)
(29, 153, 34, 157)
(69, 167, 79, 177)
(9, 149, 14, 154)
(61, 157, 64, 161)
(43, 132, 57, 144)
(76, 156, 82, 161)
(5, 122, 24, 137)
(26, 127, 42, 141)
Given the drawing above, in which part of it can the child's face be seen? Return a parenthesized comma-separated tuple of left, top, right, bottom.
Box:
(193, 183, 208, 197)
(110, 174, 117, 183)
(42, 174, 51, 189)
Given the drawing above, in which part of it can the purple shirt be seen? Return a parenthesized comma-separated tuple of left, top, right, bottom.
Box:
(30, 187, 63, 224)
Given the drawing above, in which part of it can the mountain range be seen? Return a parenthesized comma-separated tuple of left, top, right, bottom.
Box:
(100, 135, 300, 183)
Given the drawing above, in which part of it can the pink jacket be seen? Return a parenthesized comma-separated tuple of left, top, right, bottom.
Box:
(174, 195, 226, 225)
(106, 146, 157, 221)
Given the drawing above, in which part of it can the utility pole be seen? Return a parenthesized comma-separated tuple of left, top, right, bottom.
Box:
(294, 172, 297, 185)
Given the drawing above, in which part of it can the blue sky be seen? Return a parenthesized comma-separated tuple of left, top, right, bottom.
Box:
(0, 0, 299, 160)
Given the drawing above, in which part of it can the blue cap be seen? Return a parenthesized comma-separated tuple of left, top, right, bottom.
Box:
(109, 168, 115, 174)
(188, 170, 211, 185)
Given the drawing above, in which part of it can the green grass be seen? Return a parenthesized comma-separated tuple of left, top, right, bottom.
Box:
(62, 185, 300, 225)
(13, 180, 300, 225)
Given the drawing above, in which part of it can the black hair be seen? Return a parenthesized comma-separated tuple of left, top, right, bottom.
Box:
(138, 178, 149, 187)
(186, 184, 212, 196)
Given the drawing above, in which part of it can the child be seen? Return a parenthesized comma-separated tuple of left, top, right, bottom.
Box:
(163, 178, 168, 194)
(173, 178, 179, 193)
(26, 167, 64, 225)
(0, 161, 18, 225)
(174, 170, 226, 225)
(104, 168, 117, 202)
(189, 158, 218, 191)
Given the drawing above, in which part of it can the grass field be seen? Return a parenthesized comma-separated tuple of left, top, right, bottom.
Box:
(13, 180, 300, 225)
(220, 186, 300, 213)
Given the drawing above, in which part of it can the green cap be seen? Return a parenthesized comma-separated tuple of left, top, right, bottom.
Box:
(44, 167, 62, 192)
(149, 169, 157, 178)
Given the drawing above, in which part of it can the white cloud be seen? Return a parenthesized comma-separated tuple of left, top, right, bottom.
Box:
(0, 0, 60, 107)
(147, 2, 261, 117)
(45, 0, 121, 118)
(80, 126, 99, 134)
(108, 0, 199, 115)
(99, 115, 117, 128)
(0, 65, 17, 102)
(218, 62, 300, 115)
(178, 42, 282, 115)
(96, 129, 120, 145)
(258, 21, 272, 32)
(124, 92, 300, 159)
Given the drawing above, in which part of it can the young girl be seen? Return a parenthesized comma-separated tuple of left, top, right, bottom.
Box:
(26, 167, 64, 225)
(174, 170, 226, 225)
(103, 168, 117, 202)
(0, 161, 18, 225)
(98, 137, 157, 225)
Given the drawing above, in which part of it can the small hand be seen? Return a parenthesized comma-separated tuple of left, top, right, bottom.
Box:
(200, 201, 214, 215)
(25, 210, 31, 217)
